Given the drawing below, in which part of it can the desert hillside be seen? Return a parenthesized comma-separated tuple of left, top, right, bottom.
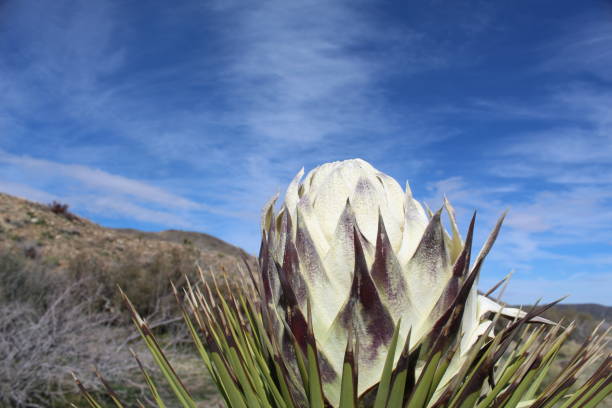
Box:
(0, 191, 259, 407)
(0, 192, 256, 315)
(0, 192, 254, 275)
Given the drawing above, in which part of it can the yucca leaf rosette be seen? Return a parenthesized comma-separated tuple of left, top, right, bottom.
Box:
(259, 159, 526, 404)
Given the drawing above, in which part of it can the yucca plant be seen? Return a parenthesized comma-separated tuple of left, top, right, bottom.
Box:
(77, 159, 611, 408)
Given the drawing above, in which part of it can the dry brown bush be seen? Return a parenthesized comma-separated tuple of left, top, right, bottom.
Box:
(66, 247, 199, 319)
(46, 201, 77, 221)
(0, 252, 178, 407)
(0, 250, 226, 407)
(0, 282, 146, 407)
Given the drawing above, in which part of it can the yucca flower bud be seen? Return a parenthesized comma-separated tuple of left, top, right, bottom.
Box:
(259, 159, 523, 404)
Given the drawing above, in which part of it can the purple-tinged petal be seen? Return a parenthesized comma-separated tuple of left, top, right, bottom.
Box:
(405, 209, 452, 325)
(322, 200, 358, 294)
(323, 228, 395, 397)
(397, 181, 429, 265)
(351, 176, 382, 246)
(427, 212, 476, 324)
(296, 208, 344, 336)
(371, 212, 418, 340)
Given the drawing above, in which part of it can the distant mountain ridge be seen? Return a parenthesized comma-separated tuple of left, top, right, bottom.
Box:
(550, 303, 611, 321)
(506, 303, 611, 343)
(508, 303, 612, 320)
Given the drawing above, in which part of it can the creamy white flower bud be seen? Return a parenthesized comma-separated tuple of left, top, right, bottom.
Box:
(259, 158, 526, 405)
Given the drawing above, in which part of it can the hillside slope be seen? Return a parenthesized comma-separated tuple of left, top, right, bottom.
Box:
(0, 192, 253, 268)
(0, 192, 256, 315)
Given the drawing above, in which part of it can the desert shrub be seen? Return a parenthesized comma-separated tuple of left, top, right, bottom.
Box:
(65, 247, 199, 322)
(0, 248, 220, 407)
(0, 252, 145, 407)
(0, 252, 61, 310)
(0, 278, 151, 407)
(0, 241, 233, 407)
(109, 248, 185, 315)
(47, 201, 76, 221)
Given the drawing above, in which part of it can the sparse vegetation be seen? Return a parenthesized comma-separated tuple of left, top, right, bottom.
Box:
(65, 247, 199, 319)
(541, 304, 611, 341)
(0, 251, 141, 407)
(0, 192, 256, 317)
(0, 250, 223, 408)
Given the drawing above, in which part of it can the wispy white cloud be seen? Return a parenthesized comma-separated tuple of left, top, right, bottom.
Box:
(229, 4, 382, 142)
(144, 0, 467, 232)
(506, 187, 612, 242)
(0, 0, 479, 231)
(423, 174, 612, 306)
(423, 50, 612, 299)
(0, 151, 200, 210)
(69, 195, 196, 228)
(215, 0, 448, 144)
(499, 86, 612, 168)
(0, 151, 210, 228)
(0, 0, 123, 125)
(423, 177, 537, 266)
(0, 0, 446, 226)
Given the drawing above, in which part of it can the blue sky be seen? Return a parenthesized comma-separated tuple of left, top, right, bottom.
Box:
(1, 0, 611, 305)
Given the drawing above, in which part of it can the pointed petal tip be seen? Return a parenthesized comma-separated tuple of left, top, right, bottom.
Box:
(344, 197, 352, 210)
(261, 192, 280, 230)
(405, 180, 413, 197)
